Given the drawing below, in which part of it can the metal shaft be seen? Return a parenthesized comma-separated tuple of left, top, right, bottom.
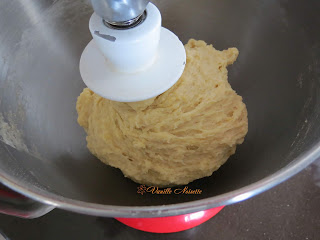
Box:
(91, 0, 150, 27)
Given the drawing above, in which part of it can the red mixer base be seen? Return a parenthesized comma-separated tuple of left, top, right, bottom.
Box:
(115, 206, 224, 233)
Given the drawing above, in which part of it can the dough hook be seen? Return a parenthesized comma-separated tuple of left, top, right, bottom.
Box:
(80, 0, 186, 102)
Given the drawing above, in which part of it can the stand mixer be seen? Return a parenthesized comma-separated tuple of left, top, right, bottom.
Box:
(80, 0, 186, 102)
(0, 0, 319, 235)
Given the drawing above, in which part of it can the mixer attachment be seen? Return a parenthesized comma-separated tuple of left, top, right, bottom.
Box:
(80, 0, 186, 102)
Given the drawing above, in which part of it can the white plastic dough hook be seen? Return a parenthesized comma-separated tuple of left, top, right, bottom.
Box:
(80, 0, 186, 102)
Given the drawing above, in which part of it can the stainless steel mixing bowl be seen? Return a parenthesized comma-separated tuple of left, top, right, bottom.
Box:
(0, 0, 319, 218)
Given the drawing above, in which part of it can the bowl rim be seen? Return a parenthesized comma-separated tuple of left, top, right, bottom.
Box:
(0, 141, 319, 218)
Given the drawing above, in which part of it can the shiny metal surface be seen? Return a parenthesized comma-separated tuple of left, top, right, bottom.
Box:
(0, 184, 54, 218)
(2, 161, 319, 239)
(0, 0, 319, 218)
(91, 0, 149, 24)
(103, 11, 147, 29)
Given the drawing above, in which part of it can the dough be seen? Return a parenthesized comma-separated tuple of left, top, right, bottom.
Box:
(76, 39, 248, 186)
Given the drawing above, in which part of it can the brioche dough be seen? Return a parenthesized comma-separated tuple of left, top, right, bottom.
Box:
(76, 39, 248, 186)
